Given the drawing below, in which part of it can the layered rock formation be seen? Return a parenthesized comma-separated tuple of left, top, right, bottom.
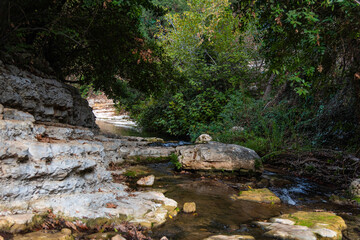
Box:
(0, 61, 96, 128)
(0, 105, 177, 227)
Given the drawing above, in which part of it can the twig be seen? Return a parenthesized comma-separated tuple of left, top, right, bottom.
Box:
(204, 49, 217, 65)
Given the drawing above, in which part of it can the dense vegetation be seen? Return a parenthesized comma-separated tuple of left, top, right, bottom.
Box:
(137, 0, 360, 156)
(1, 0, 360, 156)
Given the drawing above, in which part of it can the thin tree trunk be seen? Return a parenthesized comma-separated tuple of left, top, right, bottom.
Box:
(264, 81, 288, 110)
(262, 73, 276, 100)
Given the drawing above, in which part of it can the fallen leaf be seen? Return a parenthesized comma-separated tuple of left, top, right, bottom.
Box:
(65, 221, 77, 230)
(106, 202, 118, 208)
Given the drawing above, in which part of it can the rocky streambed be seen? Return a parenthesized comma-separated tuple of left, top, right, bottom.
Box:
(1, 62, 360, 240)
(1, 106, 360, 240)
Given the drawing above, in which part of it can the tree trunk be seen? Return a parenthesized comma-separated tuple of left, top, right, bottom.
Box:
(262, 73, 276, 100)
(264, 81, 288, 110)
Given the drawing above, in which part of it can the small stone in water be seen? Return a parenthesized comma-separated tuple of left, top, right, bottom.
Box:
(137, 175, 155, 186)
(183, 202, 196, 213)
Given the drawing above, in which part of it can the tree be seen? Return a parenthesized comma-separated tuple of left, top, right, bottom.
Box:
(234, 0, 360, 97)
(157, 0, 248, 90)
(0, 0, 173, 99)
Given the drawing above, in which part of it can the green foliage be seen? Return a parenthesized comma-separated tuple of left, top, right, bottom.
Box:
(124, 171, 138, 178)
(157, 0, 249, 89)
(169, 153, 182, 170)
(140, 88, 228, 137)
(0, 0, 177, 101)
(235, 0, 360, 96)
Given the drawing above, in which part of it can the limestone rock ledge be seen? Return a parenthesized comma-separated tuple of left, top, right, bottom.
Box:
(0, 107, 177, 228)
(0, 62, 96, 128)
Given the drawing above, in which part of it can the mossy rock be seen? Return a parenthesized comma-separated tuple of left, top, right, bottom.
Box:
(85, 217, 127, 230)
(234, 188, 281, 204)
(145, 137, 164, 143)
(282, 211, 346, 239)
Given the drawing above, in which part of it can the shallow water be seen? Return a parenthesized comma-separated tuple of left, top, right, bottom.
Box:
(97, 120, 184, 141)
(98, 119, 360, 239)
(128, 163, 360, 240)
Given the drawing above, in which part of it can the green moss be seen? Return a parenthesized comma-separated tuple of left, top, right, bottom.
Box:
(123, 165, 151, 178)
(305, 164, 316, 172)
(236, 188, 281, 204)
(282, 211, 346, 231)
(254, 158, 263, 170)
(85, 216, 128, 229)
(86, 217, 112, 229)
(28, 213, 48, 230)
(128, 155, 172, 164)
(352, 196, 360, 204)
(169, 153, 182, 170)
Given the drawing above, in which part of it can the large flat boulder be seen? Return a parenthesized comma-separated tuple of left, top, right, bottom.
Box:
(176, 142, 260, 171)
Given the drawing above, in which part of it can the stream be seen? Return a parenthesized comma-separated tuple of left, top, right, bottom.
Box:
(98, 117, 360, 240)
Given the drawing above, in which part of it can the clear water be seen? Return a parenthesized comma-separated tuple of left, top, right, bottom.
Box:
(99, 120, 360, 240)
(128, 163, 360, 240)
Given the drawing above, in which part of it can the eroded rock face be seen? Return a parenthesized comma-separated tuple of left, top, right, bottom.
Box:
(176, 142, 260, 171)
(0, 63, 96, 128)
(0, 109, 177, 228)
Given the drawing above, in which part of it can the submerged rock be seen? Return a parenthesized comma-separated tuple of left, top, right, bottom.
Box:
(203, 235, 255, 240)
(137, 175, 155, 186)
(233, 188, 281, 204)
(176, 142, 260, 171)
(183, 202, 196, 213)
(257, 211, 347, 240)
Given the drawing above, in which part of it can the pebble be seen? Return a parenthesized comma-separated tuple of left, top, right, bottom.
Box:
(183, 202, 196, 213)
(137, 175, 155, 186)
